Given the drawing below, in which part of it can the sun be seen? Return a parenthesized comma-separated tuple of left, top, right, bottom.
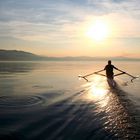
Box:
(86, 20, 110, 41)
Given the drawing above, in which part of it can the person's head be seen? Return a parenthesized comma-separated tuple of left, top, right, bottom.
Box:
(108, 60, 111, 65)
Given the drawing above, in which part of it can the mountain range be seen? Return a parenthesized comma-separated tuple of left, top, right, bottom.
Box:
(0, 50, 139, 61)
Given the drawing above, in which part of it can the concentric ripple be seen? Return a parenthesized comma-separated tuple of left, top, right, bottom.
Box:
(0, 95, 45, 108)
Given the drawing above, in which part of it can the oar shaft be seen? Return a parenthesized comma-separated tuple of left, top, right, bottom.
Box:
(94, 73, 106, 77)
(84, 69, 104, 77)
(114, 72, 125, 77)
(116, 69, 136, 78)
(125, 72, 136, 78)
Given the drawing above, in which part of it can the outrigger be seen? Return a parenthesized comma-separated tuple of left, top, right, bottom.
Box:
(78, 69, 138, 82)
(78, 60, 138, 83)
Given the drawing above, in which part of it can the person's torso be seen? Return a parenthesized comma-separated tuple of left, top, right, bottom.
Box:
(105, 65, 114, 75)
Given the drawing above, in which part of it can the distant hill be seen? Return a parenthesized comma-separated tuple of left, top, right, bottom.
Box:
(0, 50, 43, 61)
(0, 50, 139, 61)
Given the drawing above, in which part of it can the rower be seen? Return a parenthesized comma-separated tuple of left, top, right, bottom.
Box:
(79, 60, 138, 82)
(104, 60, 119, 80)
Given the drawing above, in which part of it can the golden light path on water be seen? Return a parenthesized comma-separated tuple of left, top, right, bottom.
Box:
(81, 75, 138, 139)
(84, 76, 110, 107)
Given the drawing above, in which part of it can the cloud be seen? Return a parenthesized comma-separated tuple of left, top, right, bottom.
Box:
(0, 0, 87, 42)
(88, 0, 140, 17)
(0, 0, 139, 44)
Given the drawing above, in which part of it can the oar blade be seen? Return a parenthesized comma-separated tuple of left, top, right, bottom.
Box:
(131, 76, 139, 82)
(78, 75, 89, 82)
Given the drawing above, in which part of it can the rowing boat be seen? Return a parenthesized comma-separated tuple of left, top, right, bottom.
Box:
(78, 69, 138, 84)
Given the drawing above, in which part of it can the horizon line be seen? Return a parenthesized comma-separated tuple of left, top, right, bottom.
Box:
(0, 49, 140, 59)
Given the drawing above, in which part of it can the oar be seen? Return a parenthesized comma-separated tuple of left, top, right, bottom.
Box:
(82, 69, 105, 77)
(125, 73, 138, 82)
(78, 75, 89, 82)
(116, 69, 138, 82)
(114, 72, 125, 77)
(78, 69, 105, 82)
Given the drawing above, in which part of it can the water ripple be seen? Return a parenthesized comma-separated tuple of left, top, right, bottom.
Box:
(0, 95, 44, 108)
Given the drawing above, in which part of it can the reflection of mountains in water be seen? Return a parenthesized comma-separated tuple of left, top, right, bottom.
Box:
(0, 62, 37, 73)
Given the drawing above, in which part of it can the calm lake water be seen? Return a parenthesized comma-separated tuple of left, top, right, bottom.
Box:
(0, 61, 140, 140)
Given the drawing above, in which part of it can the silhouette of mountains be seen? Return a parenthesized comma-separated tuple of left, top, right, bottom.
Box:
(0, 50, 41, 61)
(0, 50, 139, 61)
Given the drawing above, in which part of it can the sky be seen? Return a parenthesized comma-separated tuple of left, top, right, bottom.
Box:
(0, 0, 140, 57)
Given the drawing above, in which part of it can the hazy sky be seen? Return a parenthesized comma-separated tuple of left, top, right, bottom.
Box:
(0, 0, 140, 57)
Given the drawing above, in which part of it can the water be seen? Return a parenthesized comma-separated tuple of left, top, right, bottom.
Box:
(0, 61, 140, 140)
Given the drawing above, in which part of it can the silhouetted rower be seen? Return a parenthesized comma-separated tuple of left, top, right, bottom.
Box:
(104, 60, 118, 79)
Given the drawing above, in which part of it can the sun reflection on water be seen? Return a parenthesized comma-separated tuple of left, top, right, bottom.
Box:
(82, 75, 137, 139)
(84, 76, 110, 107)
